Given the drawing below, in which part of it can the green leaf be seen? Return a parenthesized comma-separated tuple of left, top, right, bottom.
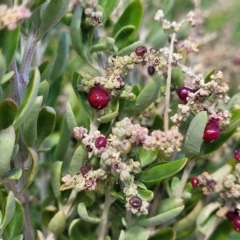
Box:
(71, 6, 91, 64)
(174, 198, 205, 232)
(0, 52, 6, 84)
(222, 109, 240, 133)
(114, 25, 136, 50)
(22, 96, 43, 147)
(152, 114, 164, 131)
(36, 0, 70, 40)
(31, 0, 47, 11)
(37, 106, 56, 147)
(77, 202, 101, 223)
(138, 189, 153, 201)
(48, 210, 66, 236)
(127, 76, 161, 116)
(51, 32, 69, 81)
(40, 57, 57, 82)
(109, 188, 124, 201)
(99, 0, 119, 20)
(12, 234, 23, 240)
(117, 40, 142, 56)
(66, 101, 77, 133)
(41, 205, 57, 227)
(137, 148, 158, 168)
(200, 128, 235, 156)
(0, 27, 19, 68)
(125, 226, 149, 240)
(36, 230, 45, 240)
(0, 125, 15, 177)
(0, 191, 15, 231)
(5, 198, 24, 239)
(184, 111, 208, 157)
(138, 205, 184, 227)
(51, 161, 62, 199)
(69, 219, 93, 240)
(97, 111, 118, 124)
(209, 220, 232, 240)
(204, 68, 215, 83)
(38, 80, 49, 105)
(112, 0, 143, 50)
(140, 158, 188, 183)
(13, 67, 40, 129)
(227, 93, 240, 110)
(0, 98, 18, 131)
(1, 71, 14, 85)
(69, 145, 88, 175)
(2, 168, 22, 180)
(149, 227, 176, 240)
(158, 198, 184, 214)
(21, 148, 39, 194)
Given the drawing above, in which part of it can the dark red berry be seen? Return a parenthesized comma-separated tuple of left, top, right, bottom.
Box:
(135, 46, 147, 57)
(209, 116, 220, 124)
(226, 211, 238, 221)
(203, 120, 220, 142)
(86, 145, 93, 152)
(147, 66, 155, 76)
(87, 85, 110, 109)
(177, 87, 195, 104)
(191, 177, 199, 188)
(95, 136, 107, 149)
(81, 163, 92, 176)
(233, 216, 240, 232)
(234, 149, 240, 161)
(129, 196, 142, 208)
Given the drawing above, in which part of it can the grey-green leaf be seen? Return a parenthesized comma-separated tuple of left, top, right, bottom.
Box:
(48, 210, 66, 236)
(2, 168, 22, 180)
(184, 111, 208, 157)
(77, 202, 101, 223)
(66, 101, 77, 133)
(125, 226, 149, 240)
(0, 125, 15, 177)
(36, 0, 70, 41)
(51, 161, 62, 199)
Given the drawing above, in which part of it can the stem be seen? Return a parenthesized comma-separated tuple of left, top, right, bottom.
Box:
(164, 33, 176, 132)
(98, 187, 113, 240)
(175, 159, 196, 198)
(148, 184, 163, 217)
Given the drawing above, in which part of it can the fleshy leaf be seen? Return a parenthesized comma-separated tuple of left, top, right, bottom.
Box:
(117, 41, 142, 56)
(48, 210, 66, 236)
(0, 191, 15, 231)
(37, 106, 56, 147)
(5, 198, 24, 239)
(148, 227, 176, 240)
(204, 68, 215, 83)
(36, 0, 70, 40)
(97, 111, 118, 124)
(0, 125, 15, 177)
(13, 67, 40, 129)
(138, 189, 153, 201)
(0, 52, 6, 83)
(184, 111, 208, 157)
(50, 161, 62, 199)
(99, 0, 119, 20)
(0, 27, 19, 68)
(66, 101, 77, 133)
(112, 0, 143, 50)
(0, 98, 18, 131)
(2, 168, 22, 180)
(22, 96, 43, 147)
(140, 158, 187, 183)
(77, 202, 101, 223)
(127, 76, 161, 116)
(158, 198, 184, 214)
(138, 148, 158, 168)
(69, 145, 88, 175)
(222, 109, 240, 133)
(124, 226, 149, 240)
(38, 80, 49, 105)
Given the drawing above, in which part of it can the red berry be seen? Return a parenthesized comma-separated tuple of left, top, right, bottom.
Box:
(147, 66, 155, 76)
(129, 196, 142, 208)
(87, 85, 110, 109)
(177, 87, 195, 104)
(203, 120, 220, 142)
(191, 177, 199, 188)
(234, 149, 240, 161)
(226, 211, 238, 221)
(233, 216, 240, 232)
(81, 163, 92, 176)
(135, 46, 147, 57)
(95, 136, 107, 149)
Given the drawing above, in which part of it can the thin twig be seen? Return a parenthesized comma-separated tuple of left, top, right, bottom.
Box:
(175, 159, 196, 198)
(164, 32, 176, 132)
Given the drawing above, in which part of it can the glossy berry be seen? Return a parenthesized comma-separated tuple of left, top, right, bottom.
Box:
(203, 120, 220, 142)
(234, 149, 240, 161)
(135, 46, 147, 57)
(129, 196, 142, 208)
(177, 87, 195, 104)
(81, 163, 92, 176)
(191, 177, 199, 188)
(87, 85, 110, 109)
(95, 136, 107, 149)
(226, 211, 238, 221)
(233, 216, 240, 232)
(147, 66, 155, 76)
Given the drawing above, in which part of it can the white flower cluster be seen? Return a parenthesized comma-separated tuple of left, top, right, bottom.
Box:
(0, 4, 31, 31)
